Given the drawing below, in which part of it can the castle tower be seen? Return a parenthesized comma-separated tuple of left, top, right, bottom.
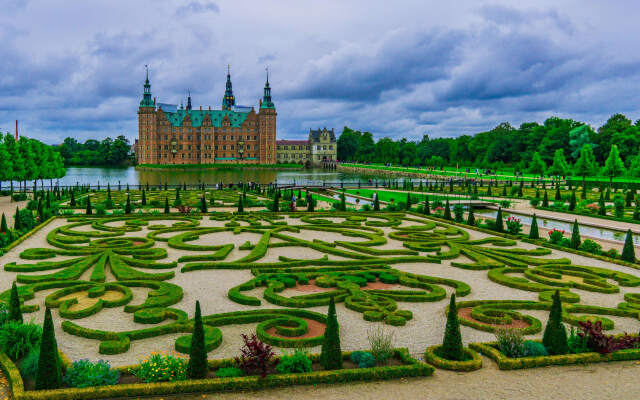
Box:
(222, 65, 235, 110)
(258, 68, 276, 163)
(137, 66, 157, 164)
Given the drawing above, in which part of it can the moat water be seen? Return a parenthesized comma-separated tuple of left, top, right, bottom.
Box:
(54, 166, 389, 187)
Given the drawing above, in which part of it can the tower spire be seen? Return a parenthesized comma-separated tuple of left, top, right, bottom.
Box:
(222, 64, 235, 110)
(186, 89, 192, 111)
(261, 66, 274, 109)
(140, 65, 153, 108)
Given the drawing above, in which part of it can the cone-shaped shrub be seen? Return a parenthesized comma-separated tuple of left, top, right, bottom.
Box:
(542, 190, 549, 207)
(487, 185, 492, 196)
(568, 190, 576, 211)
(598, 192, 606, 215)
(164, 197, 170, 214)
(85, 196, 92, 215)
(466, 206, 475, 226)
(320, 297, 342, 370)
(569, 219, 581, 249)
(443, 199, 452, 220)
(9, 281, 22, 323)
(405, 192, 411, 210)
(35, 308, 61, 390)
(340, 192, 346, 211)
(494, 207, 504, 233)
(555, 184, 561, 201)
(529, 214, 539, 239)
(200, 196, 207, 213)
(14, 207, 20, 231)
(141, 190, 147, 206)
(441, 294, 464, 361)
(187, 301, 208, 379)
(622, 229, 636, 263)
(373, 193, 380, 211)
(238, 196, 244, 213)
(125, 194, 132, 214)
(307, 193, 314, 212)
(0, 213, 7, 233)
(70, 191, 76, 207)
(542, 290, 568, 355)
(502, 186, 507, 197)
(423, 196, 430, 215)
(107, 184, 111, 201)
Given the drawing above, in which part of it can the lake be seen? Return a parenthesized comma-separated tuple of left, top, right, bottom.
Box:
(52, 166, 389, 187)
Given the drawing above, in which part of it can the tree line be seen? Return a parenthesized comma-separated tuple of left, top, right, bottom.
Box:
(57, 135, 132, 166)
(0, 134, 66, 190)
(337, 113, 640, 178)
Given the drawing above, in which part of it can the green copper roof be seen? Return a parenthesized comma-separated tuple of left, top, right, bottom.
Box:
(162, 109, 250, 128)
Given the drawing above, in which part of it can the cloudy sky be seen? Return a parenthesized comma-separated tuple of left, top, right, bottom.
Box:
(1, 0, 640, 144)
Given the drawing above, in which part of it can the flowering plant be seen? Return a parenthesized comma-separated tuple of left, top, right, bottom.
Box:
(585, 203, 600, 213)
(433, 206, 444, 216)
(130, 351, 188, 383)
(505, 216, 523, 235)
(548, 228, 565, 244)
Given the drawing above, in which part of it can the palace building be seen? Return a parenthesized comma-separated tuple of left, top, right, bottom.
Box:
(135, 67, 276, 165)
(276, 128, 337, 167)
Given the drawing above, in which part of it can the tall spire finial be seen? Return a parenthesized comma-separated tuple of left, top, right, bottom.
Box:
(186, 89, 192, 111)
(265, 66, 269, 84)
(228, 64, 230, 75)
(222, 64, 235, 110)
(140, 65, 153, 107)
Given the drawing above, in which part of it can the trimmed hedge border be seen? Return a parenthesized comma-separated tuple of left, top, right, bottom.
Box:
(424, 345, 482, 371)
(0, 348, 433, 400)
(2, 215, 56, 253)
(535, 205, 640, 227)
(470, 341, 640, 370)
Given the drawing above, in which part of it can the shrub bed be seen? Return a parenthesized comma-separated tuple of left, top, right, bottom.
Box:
(424, 345, 482, 371)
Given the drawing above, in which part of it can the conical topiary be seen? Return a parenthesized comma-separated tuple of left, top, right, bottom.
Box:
(0, 213, 7, 233)
(542, 290, 568, 355)
(200, 196, 207, 213)
(238, 196, 244, 213)
(441, 294, 464, 361)
(542, 190, 549, 207)
(568, 190, 576, 211)
(141, 189, 147, 206)
(14, 206, 21, 231)
(187, 301, 208, 379)
(85, 195, 92, 215)
(35, 308, 61, 390)
(307, 193, 314, 212)
(320, 297, 342, 370)
(598, 192, 606, 215)
(622, 229, 636, 263)
(70, 191, 76, 207)
(340, 192, 346, 211)
(443, 199, 452, 220)
(494, 207, 504, 233)
(9, 281, 22, 323)
(569, 219, 581, 249)
(529, 214, 539, 239)
(555, 184, 561, 201)
(125, 194, 131, 214)
(164, 197, 170, 214)
(466, 206, 475, 226)
(423, 196, 430, 215)
(373, 193, 380, 211)
(405, 192, 412, 210)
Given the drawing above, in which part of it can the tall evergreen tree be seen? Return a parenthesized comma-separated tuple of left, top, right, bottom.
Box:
(405, 192, 412, 210)
(598, 192, 606, 215)
(373, 193, 380, 211)
(200, 196, 207, 213)
(340, 192, 346, 211)
(70, 190, 76, 207)
(602, 144, 625, 187)
(555, 183, 561, 201)
(14, 206, 21, 230)
(272, 190, 280, 212)
(443, 199, 452, 220)
(35, 308, 61, 390)
(441, 294, 464, 361)
(466, 206, 475, 226)
(0, 213, 7, 233)
(494, 207, 504, 233)
(125, 194, 132, 214)
(187, 301, 208, 379)
(85, 195, 92, 215)
(542, 290, 568, 355)
(164, 197, 170, 214)
(141, 189, 147, 206)
(320, 297, 342, 370)
(238, 196, 244, 213)
(622, 229, 636, 263)
(542, 190, 549, 207)
(529, 214, 540, 240)
(569, 219, 581, 249)
(423, 196, 430, 215)
(9, 281, 22, 323)
(568, 190, 576, 211)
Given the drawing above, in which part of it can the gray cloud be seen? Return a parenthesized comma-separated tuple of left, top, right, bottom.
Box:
(176, 1, 220, 16)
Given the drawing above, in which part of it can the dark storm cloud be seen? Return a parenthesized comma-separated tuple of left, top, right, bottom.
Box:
(2, 1, 640, 143)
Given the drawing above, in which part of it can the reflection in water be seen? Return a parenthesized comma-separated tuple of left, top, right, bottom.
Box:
(46, 167, 391, 187)
(475, 210, 639, 245)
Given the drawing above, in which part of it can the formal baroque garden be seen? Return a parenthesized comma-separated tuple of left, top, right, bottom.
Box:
(0, 184, 639, 399)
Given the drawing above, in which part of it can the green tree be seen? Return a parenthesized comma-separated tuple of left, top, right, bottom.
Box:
(320, 297, 342, 370)
(85, 195, 92, 215)
(35, 308, 61, 390)
(5, 134, 24, 191)
(621, 230, 635, 263)
(542, 290, 568, 355)
(423, 196, 430, 215)
(529, 214, 539, 239)
(527, 152, 546, 176)
(466, 206, 475, 225)
(9, 282, 23, 323)
(125, 194, 132, 214)
(0, 213, 7, 233)
(547, 149, 569, 177)
(141, 190, 147, 206)
(602, 145, 625, 186)
(494, 207, 504, 233)
(443, 199, 452, 220)
(0, 137, 13, 192)
(238, 196, 244, 213)
(373, 193, 380, 211)
(187, 301, 208, 379)
(568, 124, 596, 160)
(164, 197, 170, 214)
(440, 294, 464, 361)
(568, 190, 576, 211)
(569, 219, 581, 249)
(542, 190, 549, 207)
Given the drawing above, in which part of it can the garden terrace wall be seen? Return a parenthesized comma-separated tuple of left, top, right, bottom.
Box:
(0, 349, 432, 400)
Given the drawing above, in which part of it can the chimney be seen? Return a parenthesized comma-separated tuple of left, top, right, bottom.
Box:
(15, 120, 18, 140)
(153, 97, 156, 106)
